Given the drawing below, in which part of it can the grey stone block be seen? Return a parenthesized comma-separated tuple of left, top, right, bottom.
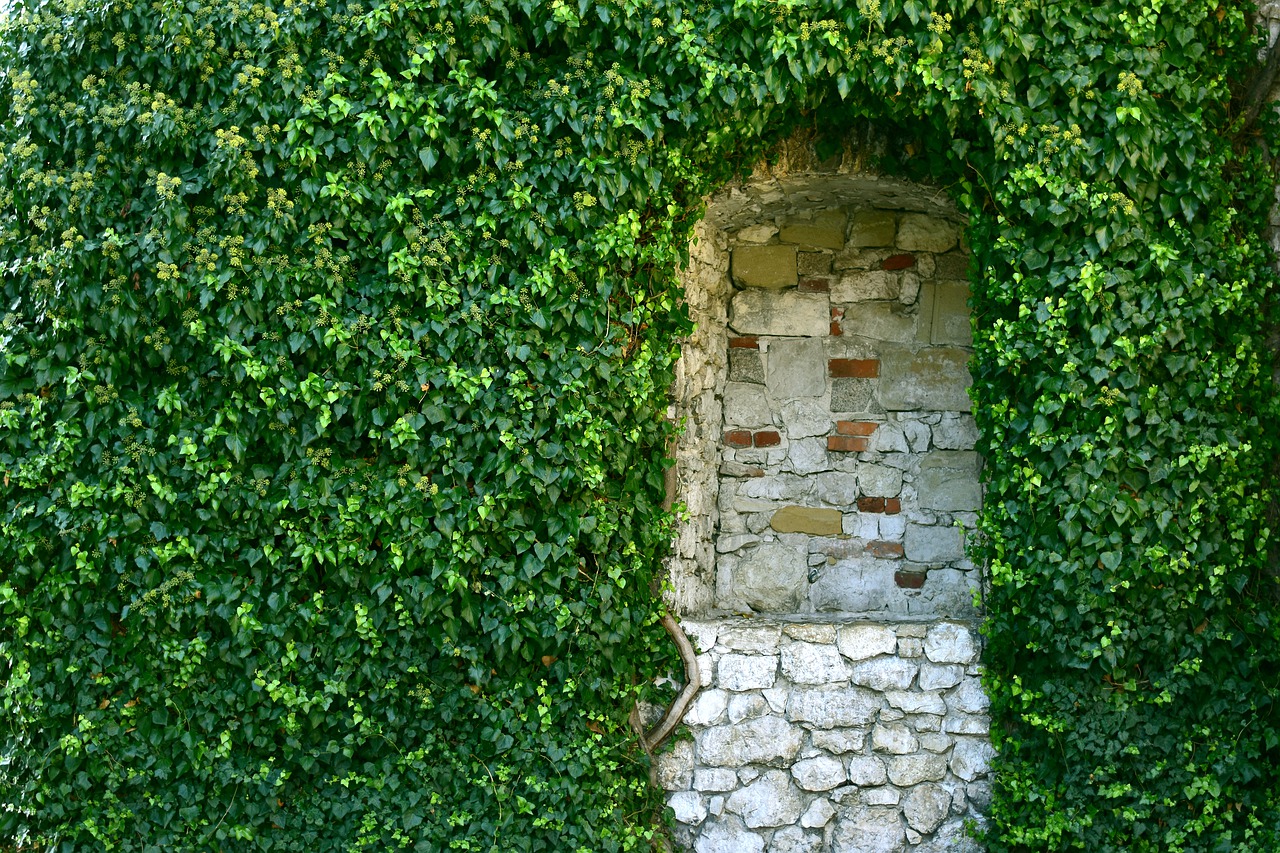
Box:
(781, 209, 847, 250)
(781, 398, 834, 439)
(728, 349, 765, 384)
(840, 302, 918, 342)
(697, 716, 803, 767)
(831, 377, 881, 413)
(730, 289, 830, 337)
(931, 280, 973, 345)
(878, 346, 973, 411)
(767, 338, 826, 398)
(833, 270, 897, 302)
(723, 382, 771, 428)
(904, 524, 964, 563)
(730, 539, 808, 611)
(831, 805, 905, 853)
(787, 686, 881, 728)
(918, 451, 982, 511)
(903, 783, 952, 834)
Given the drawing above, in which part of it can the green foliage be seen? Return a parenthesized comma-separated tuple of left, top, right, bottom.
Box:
(0, 0, 1277, 850)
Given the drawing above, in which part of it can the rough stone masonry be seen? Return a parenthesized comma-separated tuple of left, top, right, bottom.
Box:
(663, 148, 989, 853)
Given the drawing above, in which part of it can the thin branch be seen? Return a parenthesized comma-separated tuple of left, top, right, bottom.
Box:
(639, 613, 701, 753)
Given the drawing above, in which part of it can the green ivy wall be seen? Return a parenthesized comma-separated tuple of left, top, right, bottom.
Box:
(1, 0, 1277, 850)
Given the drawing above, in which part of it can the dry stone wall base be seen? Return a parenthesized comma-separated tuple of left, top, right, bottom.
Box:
(659, 618, 990, 853)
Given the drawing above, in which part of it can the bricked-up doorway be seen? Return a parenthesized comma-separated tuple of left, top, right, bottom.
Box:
(667, 144, 983, 622)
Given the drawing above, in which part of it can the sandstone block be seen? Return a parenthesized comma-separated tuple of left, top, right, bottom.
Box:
(848, 210, 897, 248)
(735, 223, 778, 244)
(730, 289, 830, 337)
(833, 269, 897, 302)
(896, 213, 958, 253)
(732, 244, 797, 289)
(931, 280, 973, 345)
(771, 506, 842, 535)
(878, 346, 972, 411)
(781, 209, 848, 250)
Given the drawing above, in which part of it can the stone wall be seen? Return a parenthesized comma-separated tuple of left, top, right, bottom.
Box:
(664, 138, 990, 851)
(657, 618, 991, 853)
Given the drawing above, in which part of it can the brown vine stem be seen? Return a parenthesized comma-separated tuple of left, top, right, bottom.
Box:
(639, 613, 701, 753)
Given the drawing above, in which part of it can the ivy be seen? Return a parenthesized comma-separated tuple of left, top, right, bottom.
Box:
(1, 0, 1277, 850)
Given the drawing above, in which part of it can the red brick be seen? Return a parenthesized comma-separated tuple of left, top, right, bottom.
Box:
(836, 420, 878, 436)
(830, 308, 844, 337)
(797, 278, 829, 293)
(724, 429, 752, 448)
(753, 430, 781, 448)
(884, 498, 901, 514)
(895, 570, 927, 589)
(827, 435, 868, 453)
(881, 253, 916, 271)
(729, 336, 759, 349)
(857, 496, 886, 512)
(830, 322, 843, 336)
(866, 540, 905, 559)
(828, 358, 880, 378)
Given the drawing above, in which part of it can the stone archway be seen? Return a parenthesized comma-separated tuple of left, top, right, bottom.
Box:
(660, 134, 992, 852)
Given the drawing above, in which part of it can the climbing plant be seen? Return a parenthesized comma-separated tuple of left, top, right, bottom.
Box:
(0, 0, 1276, 850)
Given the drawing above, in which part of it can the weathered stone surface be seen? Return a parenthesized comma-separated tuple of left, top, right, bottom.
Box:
(949, 677, 990, 715)
(801, 798, 837, 829)
(886, 753, 948, 786)
(731, 540, 808, 612)
(858, 464, 903, 498)
(847, 755, 889, 786)
(831, 377, 880, 413)
(945, 714, 990, 735)
(736, 224, 778, 244)
(872, 722, 919, 755)
(771, 506, 842, 535)
(716, 624, 783, 652)
(694, 767, 739, 792)
(782, 623, 837, 643)
(932, 413, 979, 450)
(782, 641, 853, 684)
(850, 657, 917, 691)
(849, 210, 897, 248)
(931, 281, 972, 345)
(878, 346, 972, 411)
(686, 689, 729, 726)
(726, 770, 804, 828)
(730, 290, 830, 337)
(723, 382, 771, 428)
(837, 624, 897, 660)
(792, 755, 847, 791)
(728, 692, 769, 723)
(918, 732, 952, 753)
(811, 559, 900, 614)
(832, 805, 905, 853)
(786, 438, 831, 476)
(918, 663, 964, 690)
(896, 214, 958, 253)
(732, 244, 798, 289)
(951, 738, 995, 781)
(738, 475, 808, 502)
(695, 815, 766, 853)
(811, 728, 867, 754)
(781, 209, 847, 250)
(729, 349, 766, 384)
(918, 451, 982, 511)
(798, 251, 833, 275)
(871, 423, 910, 453)
(840, 302, 918, 342)
(814, 471, 859, 506)
(670, 791, 709, 825)
(698, 715, 803, 767)
(656, 738, 694, 790)
(770, 825, 823, 853)
(780, 398, 833, 438)
(767, 338, 826, 398)
(718, 654, 779, 691)
(903, 783, 951, 834)
(885, 690, 947, 714)
(924, 623, 977, 664)
(904, 524, 964, 563)
(833, 270, 897, 302)
(788, 686, 881, 728)
(862, 786, 902, 806)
